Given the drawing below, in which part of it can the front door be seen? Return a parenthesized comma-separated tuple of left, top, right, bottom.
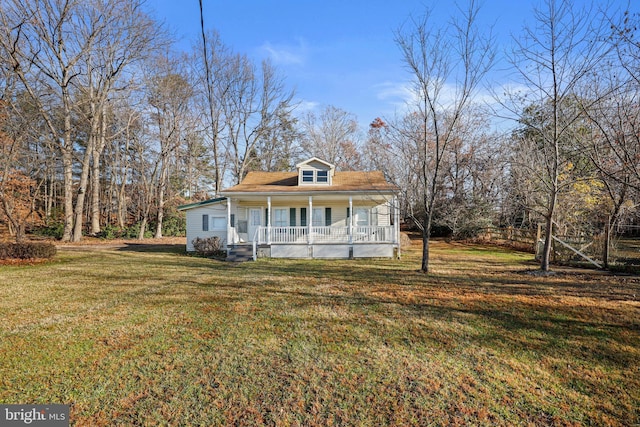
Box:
(248, 208, 262, 241)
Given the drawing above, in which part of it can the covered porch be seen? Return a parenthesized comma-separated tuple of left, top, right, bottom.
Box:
(223, 194, 401, 260)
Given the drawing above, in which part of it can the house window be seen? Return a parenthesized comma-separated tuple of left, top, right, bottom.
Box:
(355, 208, 369, 226)
(300, 169, 330, 184)
(202, 214, 209, 231)
(274, 208, 288, 227)
(312, 207, 324, 226)
(212, 217, 226, 230)
(250, 209, 261, 226)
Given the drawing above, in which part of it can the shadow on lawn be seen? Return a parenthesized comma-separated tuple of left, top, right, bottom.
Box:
(201, 275, 639, 372)
(117, 243, 185, 254)
(227, 257, 640, 302)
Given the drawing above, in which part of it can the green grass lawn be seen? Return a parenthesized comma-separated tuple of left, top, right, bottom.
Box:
(0, 240, 638, 426)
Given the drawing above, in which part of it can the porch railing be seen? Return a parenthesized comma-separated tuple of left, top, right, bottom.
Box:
(253, 225, 394, 245)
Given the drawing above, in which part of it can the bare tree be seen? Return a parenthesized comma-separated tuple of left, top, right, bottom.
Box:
(0, 0, 92, 241)
(0, 99, 44, 241)
(301, 105, 362, 170)
(193, 29, 228, 195)
(394, 0, 495, 273)
(145, 55, 194, 239)
(503, 0, 612, 271)
(0, 0, 162, 241)
(223, 58, 295, 183)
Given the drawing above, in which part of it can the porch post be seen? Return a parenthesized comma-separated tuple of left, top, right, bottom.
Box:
(394, 196, 401, 258)
(308, 196, 313, 244)
(348, 196, 353, 245)
(267, 196, 272, 245)
(226, 197, 232, 250)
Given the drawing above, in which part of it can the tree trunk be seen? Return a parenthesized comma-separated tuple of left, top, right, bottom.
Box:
(72, 137, 95, 242)
(154, 162, 167, 239)
(15, 223, 25, 243)
(60, 78, 76, 241)
(420, 213, 432, 273)
(61, 144, 74, 242)
(421, 229, 430, 273)
(154, 186, 164, 239)
(540, 190, 557, 271)
(138, 212, 148, 240)
(90, 147, 102, 235)
(90, 107, 108, 235)
(117, 179, 127, 229)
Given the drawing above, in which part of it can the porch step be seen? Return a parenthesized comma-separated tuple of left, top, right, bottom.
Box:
(227, 245, 253, 262)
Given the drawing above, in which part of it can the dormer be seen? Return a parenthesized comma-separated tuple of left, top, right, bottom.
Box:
(296, 157, 335, 186)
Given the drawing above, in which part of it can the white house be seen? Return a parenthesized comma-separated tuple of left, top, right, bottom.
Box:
(178, 158, 400, 260)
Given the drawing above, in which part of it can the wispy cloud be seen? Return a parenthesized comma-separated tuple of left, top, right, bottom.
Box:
(293, 99, 319, 114)
(258, 38, 308, 66)
(375, 81, 414, 103)
(376, 79, 516, 113)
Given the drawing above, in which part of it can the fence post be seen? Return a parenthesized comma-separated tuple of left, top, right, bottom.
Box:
(603, 217, 610, 270)
(535, 223, 542, 259)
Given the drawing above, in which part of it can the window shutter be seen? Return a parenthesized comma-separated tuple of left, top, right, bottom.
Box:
(202, 214, 209, 231)
(300, 208, 307, 227)
(230, 214, 235, 227)
(346, 207, 350, 225)
(265, 208, 268, 226)
(290, 208, 296, 226)
(325, 208, 332, 226)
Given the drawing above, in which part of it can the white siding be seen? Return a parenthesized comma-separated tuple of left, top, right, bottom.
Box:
(375, 203, 391, 226)
(271, 245, 309, 258)
(313, 244, 350, 258)
(353, 244, 394, 258)
(185, 202, 228, 251)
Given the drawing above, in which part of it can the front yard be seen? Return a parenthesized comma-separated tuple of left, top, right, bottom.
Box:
(0, 240, 638, 425)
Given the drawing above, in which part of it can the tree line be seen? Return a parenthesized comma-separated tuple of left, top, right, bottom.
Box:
(1, 0, 639, 273)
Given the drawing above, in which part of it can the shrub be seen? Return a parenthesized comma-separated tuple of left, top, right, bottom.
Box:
(192, 236, 225, 257)
(96, 224, 124, 239)
(32, 221, 65, 240)
(122, 222, 153, 239)
(0, 242, 57, 260)
(161, 213, 186, 237)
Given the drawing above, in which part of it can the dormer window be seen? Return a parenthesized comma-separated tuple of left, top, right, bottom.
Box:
(296, 157, 335, 186)
(317, 170, 328, 183)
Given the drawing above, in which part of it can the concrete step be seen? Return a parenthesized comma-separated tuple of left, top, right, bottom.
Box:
(227, 246, 254, 262)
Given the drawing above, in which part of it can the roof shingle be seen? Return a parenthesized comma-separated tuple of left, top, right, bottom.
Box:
(222, 171, 397, 193)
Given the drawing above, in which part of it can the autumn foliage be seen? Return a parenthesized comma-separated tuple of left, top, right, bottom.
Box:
(0, 113, 42, 241)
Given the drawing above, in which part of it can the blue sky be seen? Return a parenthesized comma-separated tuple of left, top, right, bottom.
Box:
(146, 0, 609, 129)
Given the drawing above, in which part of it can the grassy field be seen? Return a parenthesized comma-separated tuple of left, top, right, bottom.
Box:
(0, 239, 638, 426)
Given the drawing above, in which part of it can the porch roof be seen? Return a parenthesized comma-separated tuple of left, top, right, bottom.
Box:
(221, 171, 397, 195)
(177, 197, 226, 211)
